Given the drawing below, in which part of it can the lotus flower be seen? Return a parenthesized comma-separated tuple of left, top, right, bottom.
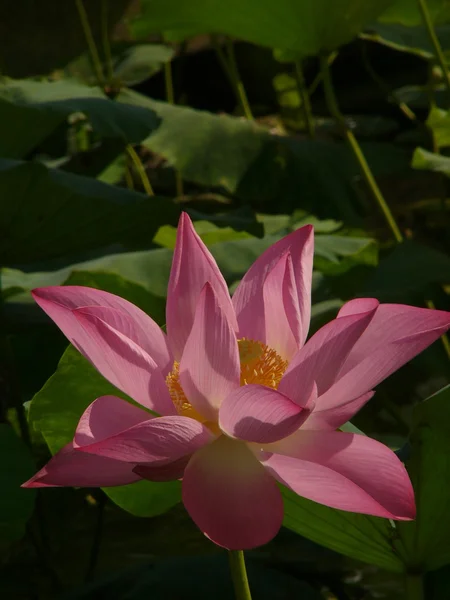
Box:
(23, 213, 450, 549)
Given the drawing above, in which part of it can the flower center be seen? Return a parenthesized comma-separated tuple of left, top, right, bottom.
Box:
(165, 338, 288, 419)
(238, 338, 288, 389)
(165, 361, 205, 422)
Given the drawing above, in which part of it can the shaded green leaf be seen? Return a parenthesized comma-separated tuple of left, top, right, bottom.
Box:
(282, 486, 403, 572)
(411, 147, 450, 176)
(361, 23, 450, 60)
(0, 424, 36, 547)
(426, 106, 450, 149)
(0, 159, 179, 267)
(130, 0, 393, 58)
(119, 91, 409, 210)
(0, 79, 160, 158)
(365, 240, 450, 300)
(379, 0, 450, 26)
(113, 44, 175, 86)
(397, 385, 450, 572)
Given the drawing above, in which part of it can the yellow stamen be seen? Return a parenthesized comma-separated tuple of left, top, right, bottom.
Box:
(238, 338, 288, 389)
(165, 339, 288, 428)
(165, 361, 205, 421)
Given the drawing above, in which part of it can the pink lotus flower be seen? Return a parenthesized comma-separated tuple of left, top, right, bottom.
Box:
(23, 213, 450, 549)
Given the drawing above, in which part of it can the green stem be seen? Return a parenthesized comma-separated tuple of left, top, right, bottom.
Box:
(212, 37, 236, 90)
(319, 53, 404, 243)
(225, 39, 254, 120)
(164, 61, 184, 196)
(427, 300, 450, 359)
(126, 145, 154, 196)
(294, 60, 315, 138)
(405, 573, 424, 600)
(228, 550, 252, 600)
(361, 43, 417, 122)
(307, 51, 338, 96)
(418, 0, 450, 105)
(75, 0, 105, 88)
(101, 0, 114, 84)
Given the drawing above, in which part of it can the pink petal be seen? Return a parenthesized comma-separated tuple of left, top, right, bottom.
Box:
(74, 395, 152, 447)
(219, 384, 310, 443)
(302, 391, 375, 430)
(22, 442, 140, 488)
(262, 253, 302, 360)
(73, 307, 175, 415)
(233, 225, 313, 348)
(32, 286, 171, 371)
(179, 283, 240, 422)
(78, 415, 214, 464)
(338, 302, 450, 376)
(166, 213, 237, 360)
(318, 305, 450, 411)
(182, 436, 283, 549)
(278, 301, 378, 403)
(133, 456, 189, 481)
(262, 430, 415, 520)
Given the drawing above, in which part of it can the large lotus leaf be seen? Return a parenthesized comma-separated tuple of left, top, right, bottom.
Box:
(2, 222, 376, 300)
(365, 240, 450, 300)
(118, 88, 410, 219)
(130, 0, 394, 57)
(379, 0, 450, 26)
(0, 158, 179, 268)
(282, 487, 404, 572)
(0, 79, 160, 158)
(397, 386, 450, 572)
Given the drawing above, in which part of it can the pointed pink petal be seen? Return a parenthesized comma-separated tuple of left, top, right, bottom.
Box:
(133, 456, 189, 481)
(338, 302, 450, 376)
(22, 442, 140, 488)
(78, 415, 214, 464)
(179, 283, 240, 422)
(318, 305, 450, 412)
(166, 213, 237, 360)
(302, 391, 375, 430)
(219, 384, 310, 443)
(73, 307, 175, 415)
(262, 430, 415, 520)
(74, 395, 152, 447)
(32, 286, 171, 371)
(182, 436, 283, 549)
(233, 225, 313, 347)
(278, 301, 378, 403)
(262, 253, 302, 360)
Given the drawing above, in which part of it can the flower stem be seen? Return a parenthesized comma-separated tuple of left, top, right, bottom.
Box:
(225, 39, 254, 121)
(294, 60, 315, 138)
(319, 53, 404, 243)
(418, 0, 450, 105)
(126, 145, 154, 196)
(164, 60, 184, 197)
(101, 0, 114, 84)
(405, 573, 424, 600)
(75, 0, 105, 88)
(228, 550, 252, 600)
(426, 300, 450, 359)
